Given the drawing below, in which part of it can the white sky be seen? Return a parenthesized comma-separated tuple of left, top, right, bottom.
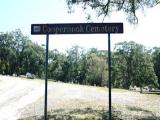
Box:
(0, 0, 160, 52)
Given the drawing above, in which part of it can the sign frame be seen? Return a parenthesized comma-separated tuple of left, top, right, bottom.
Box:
(31, 23, 123, 120)
(31, 23, 123, 35)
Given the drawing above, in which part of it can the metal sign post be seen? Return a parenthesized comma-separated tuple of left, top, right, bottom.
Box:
(31, 23, 123, 120)
(44, 34, 49, 120)
(108, 33, 112, 120)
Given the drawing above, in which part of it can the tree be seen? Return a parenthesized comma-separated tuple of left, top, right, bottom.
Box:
(86, 51, 108, 86)
(67, 0, 160, 24)
(137, 52, 158, 92)
(0, 30, 45, 77)
(22, 40, 45, 78)
(0, 32, 16, 75)
(78, 49, 88, 84)
(1, 29, 159, 89)
(10, 29, 29, 75)
(152, 47, 160, 88)
(65, 46, 84, 83)
(48, 49, 66, 81)
(112, 52, 128, 88)
(113, 41, 158, 91)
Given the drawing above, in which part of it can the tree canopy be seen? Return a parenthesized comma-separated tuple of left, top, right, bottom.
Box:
(66, 0, 160, 24)
(0, 29, 45, 77)
(0, 30, 160, 89)
(113, 41, 158, 89)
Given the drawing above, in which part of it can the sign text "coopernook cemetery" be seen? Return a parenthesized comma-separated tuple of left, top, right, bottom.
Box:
(31, 23, 123, 35)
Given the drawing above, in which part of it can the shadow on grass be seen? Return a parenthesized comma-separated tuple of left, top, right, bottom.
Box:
(142, 92, 160, 95)
(19, 106, 160, 120)
(125, 106, 160, 120)
(42, 108, 121, 120)
(19, 108, 122, 120)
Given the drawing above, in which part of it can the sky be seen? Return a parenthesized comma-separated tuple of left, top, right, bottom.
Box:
(0, 0, 160, 52)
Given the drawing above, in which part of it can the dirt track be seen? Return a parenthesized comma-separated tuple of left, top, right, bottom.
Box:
(0, 75, 45, 120)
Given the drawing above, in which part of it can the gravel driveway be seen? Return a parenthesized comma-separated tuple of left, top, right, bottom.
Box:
(0, 75, 44, 120)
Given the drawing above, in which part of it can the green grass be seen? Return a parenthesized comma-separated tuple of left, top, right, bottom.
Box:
(112, 88, 129, 93)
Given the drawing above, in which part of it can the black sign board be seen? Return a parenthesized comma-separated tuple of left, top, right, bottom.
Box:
(31, 23, 123, 35)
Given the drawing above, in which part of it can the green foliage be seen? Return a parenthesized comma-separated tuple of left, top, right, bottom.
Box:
(0, 29, 45, 77)
(48, 49, 67, 81)
(0, 30, 160, 88)
(86, 52, 108, 86)
(152, 47, 160, 88)
(112, 41, 158, 88)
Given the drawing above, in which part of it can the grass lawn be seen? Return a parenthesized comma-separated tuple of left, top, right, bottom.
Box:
(18, 80, 160, 120)
(0, 75, 159, 120)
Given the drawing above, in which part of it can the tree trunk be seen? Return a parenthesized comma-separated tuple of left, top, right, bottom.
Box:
(140, 87, 143, 93)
